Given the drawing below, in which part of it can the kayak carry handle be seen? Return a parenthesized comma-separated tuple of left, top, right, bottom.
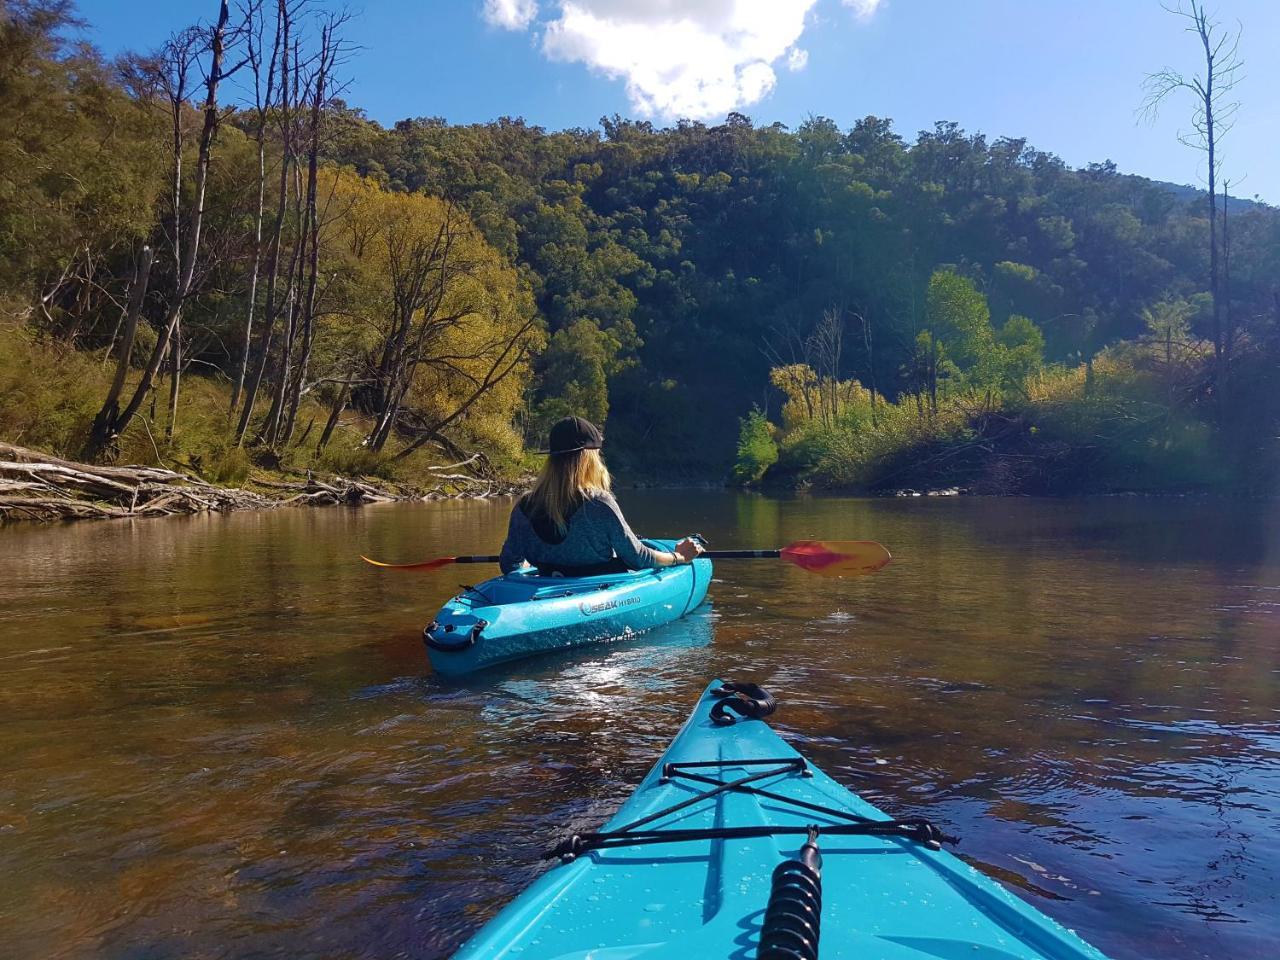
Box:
(758, 826, 823, 960)
(711, 680, 777, 725)
(423, 618, 487, 653)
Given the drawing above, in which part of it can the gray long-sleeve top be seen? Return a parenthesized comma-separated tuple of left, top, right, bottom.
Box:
(498, 492, 665, 574)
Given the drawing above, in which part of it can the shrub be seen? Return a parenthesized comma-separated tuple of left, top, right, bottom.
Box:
(204, 441, 251, 485)
(0, 322, 107, 455)
(316, 437, 398, 480)
(731, 407, 778, 484)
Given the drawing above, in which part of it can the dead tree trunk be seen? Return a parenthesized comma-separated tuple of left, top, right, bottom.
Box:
(859, 309, 878, 428)
(316, 381, 349, 453)
(166, 310, 183, 439)
(230, 0, 280, 416)
(236, 0, 294, 445)
(158, 26, 200, 443)
(260, 157, 305, 447)
(1222, 182, 1233, 364)
(85, 2, 232, 461)
(1142, 1, 1241, 421)
(85, 248, 154, 459)
(281, 19, 335, 447)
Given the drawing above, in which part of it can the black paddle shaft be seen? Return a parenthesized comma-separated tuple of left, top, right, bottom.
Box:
(453, 549, 780, 563)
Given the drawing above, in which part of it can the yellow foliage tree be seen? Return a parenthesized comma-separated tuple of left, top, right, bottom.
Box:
(317, 169, 543, 461)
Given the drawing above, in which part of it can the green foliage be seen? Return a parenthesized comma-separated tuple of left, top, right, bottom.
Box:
(1141, 298, 1193, 359)
(808, 400, 973, 490)
(997, 314, 1046, 389)
(0, 321, 105, 454)
(1021, 357, 1227, 493)
(0, 3, 164, 297)
(534, 318, 612, 430)
(204, 443, 251, 486)
(753, 343, 1232, 495)
(315, 439, 398, 481)
(926, 270, 1000, 388)
(1, 5, 1278, 494)
(321, 168, 542, 455)
(325, 110, 1280, 475)
(731, 407, 777, 484)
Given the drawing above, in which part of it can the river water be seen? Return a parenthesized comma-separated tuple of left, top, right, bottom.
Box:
(1, 492, 1277, 959)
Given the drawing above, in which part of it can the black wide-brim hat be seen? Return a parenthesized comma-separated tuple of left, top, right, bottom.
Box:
(542, 416, 603, 455)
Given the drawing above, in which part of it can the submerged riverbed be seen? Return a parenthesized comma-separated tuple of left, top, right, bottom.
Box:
(1, 493, 1277, 959)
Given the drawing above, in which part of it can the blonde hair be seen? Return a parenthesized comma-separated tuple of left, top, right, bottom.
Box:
(526, 448, 612, 532)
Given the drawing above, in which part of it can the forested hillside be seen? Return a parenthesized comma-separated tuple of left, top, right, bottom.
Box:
(3, 0, 1278, 496)
(324, 108, 1280, 490)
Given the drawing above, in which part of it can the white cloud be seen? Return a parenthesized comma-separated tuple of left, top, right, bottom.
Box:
(842, 0, 883, 21)
(483, 0, 539, 31)
(480, 0, 886, 121)
(539, 0, 820, 120)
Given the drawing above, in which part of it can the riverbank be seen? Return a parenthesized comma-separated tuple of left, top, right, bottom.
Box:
(0, 442, 527, 523)
(0, 321, 532, 523)
(733, 352, 1280, 498)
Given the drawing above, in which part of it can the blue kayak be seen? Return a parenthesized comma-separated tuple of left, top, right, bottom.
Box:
(424, 540, 712, 675)
(453, 680, 1110, 960)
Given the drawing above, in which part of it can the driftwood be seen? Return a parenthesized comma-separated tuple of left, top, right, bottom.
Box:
(0, 443, 281, 522)
(0, 442, 532, 523)
(250, 473, 399, 506)
(1, 442, 201, 483)
(248, 470, 530, 504)
(425, 453, 484, 473)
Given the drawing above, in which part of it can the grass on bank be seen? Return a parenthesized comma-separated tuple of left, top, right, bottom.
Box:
(0, 320, 534, 490)
(735, 342, 1252, 496)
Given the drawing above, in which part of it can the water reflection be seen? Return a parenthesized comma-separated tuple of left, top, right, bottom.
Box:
(0, 493, 1277, 959)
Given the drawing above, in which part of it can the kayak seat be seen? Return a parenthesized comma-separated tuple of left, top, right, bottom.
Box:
(535, 557, 631, 577)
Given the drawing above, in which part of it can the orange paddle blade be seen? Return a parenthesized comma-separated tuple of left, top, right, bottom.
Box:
(779, 540, 892, 578)
(360, 555, 457, 571)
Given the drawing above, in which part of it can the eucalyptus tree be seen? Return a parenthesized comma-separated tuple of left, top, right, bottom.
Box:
(1142, 0, 1244, 401)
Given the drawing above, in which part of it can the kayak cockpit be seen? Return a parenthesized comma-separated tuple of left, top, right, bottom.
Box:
(424, 539, 712, 675)
(474, 568, 665, 605)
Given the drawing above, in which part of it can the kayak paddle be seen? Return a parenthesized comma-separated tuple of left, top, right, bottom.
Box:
(709, 540, 892, 578)
(360, 539, 891, 579)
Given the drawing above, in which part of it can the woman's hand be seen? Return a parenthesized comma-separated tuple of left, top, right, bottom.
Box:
(673, 537, 705, 563)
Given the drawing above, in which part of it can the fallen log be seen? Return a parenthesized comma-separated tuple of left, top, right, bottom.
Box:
(0, 460, 139, 498)
(425, 453, 483, 473)
(0, 496, 132, 521)
(246, 475, 308, 491)
(0, 445, 529, 524)
(0, 442, 198, 485)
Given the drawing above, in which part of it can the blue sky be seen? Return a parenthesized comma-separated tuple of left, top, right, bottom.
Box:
(74, 0, 1278, 202)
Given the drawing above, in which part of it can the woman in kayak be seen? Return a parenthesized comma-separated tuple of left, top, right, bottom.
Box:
(499, 416, 703, 576)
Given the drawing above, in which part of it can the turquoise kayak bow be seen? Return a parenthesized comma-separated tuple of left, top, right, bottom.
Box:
(452, 680, 1110, 959)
